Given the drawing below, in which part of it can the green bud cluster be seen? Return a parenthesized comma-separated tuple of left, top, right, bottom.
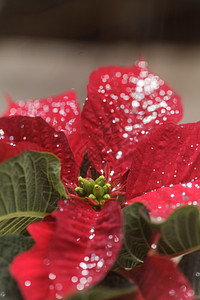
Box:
(75, 175, 111, 207)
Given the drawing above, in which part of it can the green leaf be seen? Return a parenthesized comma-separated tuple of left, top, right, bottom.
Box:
(158, 206, 200, 256)
(0, 233, 34, 300)
(67, 272, 136, 300)
(0, 151, 67, 235)
(178, 249, 200, 298)
(115, 202, 153, 269)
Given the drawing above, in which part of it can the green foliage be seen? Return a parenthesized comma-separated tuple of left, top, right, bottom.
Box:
(0, 151, 67, 235)
(114, 203, 200, 271)
(157, 206, 200, 255)
(179, 249, 200, 298)
(0, 234, 34, 300)
(114, 202, 153, 269)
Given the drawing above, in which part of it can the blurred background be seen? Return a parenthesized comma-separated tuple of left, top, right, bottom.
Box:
(0, 0, 199, 123)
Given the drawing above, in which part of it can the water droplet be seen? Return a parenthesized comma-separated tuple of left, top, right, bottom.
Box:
(49, 273, 56, 280)
(49, 284, 54, 290)
(80, 277, 87, 285)
(89, 234, 95, 239)
(84, 256, 89, 262)
(94, 256, 100, 261)
(187, 289, 194, 297)
(97, 260, 104, 268)
(125, 125, 133, 132)
(79, 262, 87, 269)
(180, 285, 187, 292)
(77, 283, 84, 291)
(110, 170, 114, 176)
(56, 283, 63, 291)
(116, 151, 122, 159)
(43, 258, 50, 266)
(82, 270, 89, 276)
(114, 236, 120, 243)
(56, 293, 63, 299)
(10, 108, 17, 114)
(151, 243, 157, 250)
(25, 280, 31, 287)
(72, 276, 78, 283)
(169, 289, 175, 296)
(106, 251, 112, 257)
(115, 72, 121, 78)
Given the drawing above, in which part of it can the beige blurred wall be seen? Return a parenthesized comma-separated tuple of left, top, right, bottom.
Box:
(0, 38, 199, 124)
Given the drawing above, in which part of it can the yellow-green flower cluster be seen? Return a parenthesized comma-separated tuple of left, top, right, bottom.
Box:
(75, 175, 111, 206)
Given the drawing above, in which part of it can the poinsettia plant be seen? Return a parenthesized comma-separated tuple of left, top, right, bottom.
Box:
(0, 59, 199, 300)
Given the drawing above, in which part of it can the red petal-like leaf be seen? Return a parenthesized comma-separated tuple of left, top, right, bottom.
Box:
(125, 122, 200, 218)
(128, 181, 200, 219)
(3, 91, 84, 173)
(0, 140, 40, 163)
(28, 221, 56, 246)
(82, 59, 182, 179)
(0, 116, 76, 184)
(11, 198, 123, 300)
(11, 222, 56, 300)
(120, 255, 194, 300)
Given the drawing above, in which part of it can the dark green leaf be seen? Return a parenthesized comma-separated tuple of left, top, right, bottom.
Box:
(0, 233, 34, 299)
(0, 151, 67, 235)
(67, 272, 136, 300)
(158, 206, 200, 256)
(178, 249, 200, 298)
(115, 202, 153, 269)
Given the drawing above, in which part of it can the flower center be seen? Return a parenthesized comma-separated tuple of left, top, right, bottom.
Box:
(75, 175, 111, 209)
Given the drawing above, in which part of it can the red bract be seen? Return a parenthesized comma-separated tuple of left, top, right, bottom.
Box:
(3, 60, 183, 180)
(3, 91, 83, 174)
(120, 254, 194, 300)
(125, 122, 200, 218)
(81, 59, 182, 178)
(0, 116, 76, 184)
(11, 198, 122, 300)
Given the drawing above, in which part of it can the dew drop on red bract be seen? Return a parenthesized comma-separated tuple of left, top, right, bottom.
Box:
(0, 116, 76, 184)
(3, 91, 83, 175)
(125, 122, 200, 219)
(82, 59, 183, 180)
(10, 199, 123, 300)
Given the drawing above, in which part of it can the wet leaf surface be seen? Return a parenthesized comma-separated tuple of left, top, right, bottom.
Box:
(82, 60, 182, 179)
(157, 206, 200, 256)
(126, 122, 200, 218)
(114, 202, 152, 269)
(179, 249, 200, 297)
(68, 272, 136, 300)
(0, 151, 66, 235)
(3, 91, 83, 172)
(0, 234, 34, 300)
(0, 116, 76, 184)
(11, 199, 123, 300)
(120, 254, 194, 300)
